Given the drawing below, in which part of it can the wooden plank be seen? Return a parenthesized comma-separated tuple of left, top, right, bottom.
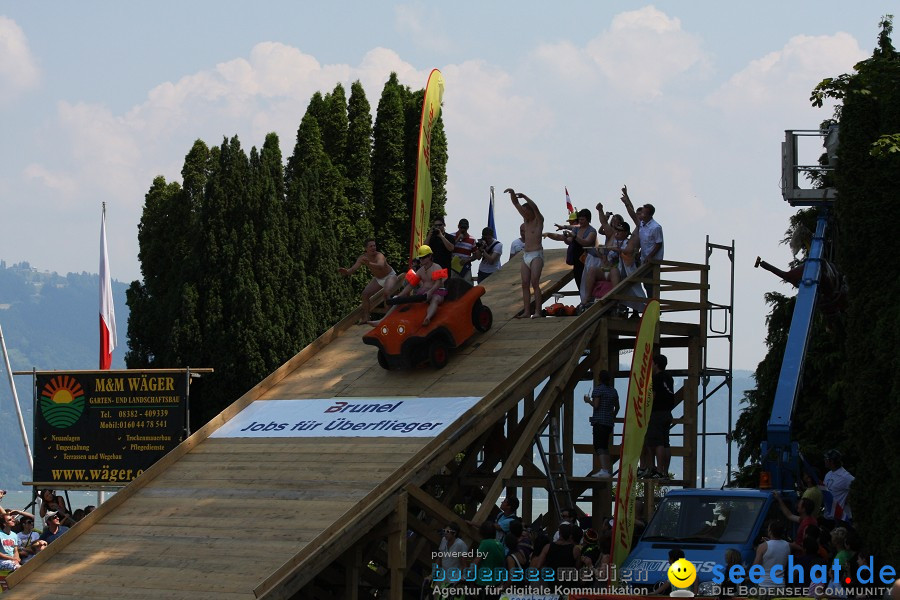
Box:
(153, 464, 401, 480)
(8, 581, 252, 600)
(84, 524, 324, 543)
(255, 492, 396, 598)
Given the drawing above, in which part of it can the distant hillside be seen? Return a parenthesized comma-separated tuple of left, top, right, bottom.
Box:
(0, 260, 129, 489)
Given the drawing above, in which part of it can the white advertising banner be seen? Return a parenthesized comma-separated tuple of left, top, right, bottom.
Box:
(211, 396, 481, 438)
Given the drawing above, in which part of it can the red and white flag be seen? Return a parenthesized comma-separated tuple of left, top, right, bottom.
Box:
(565, 186, 575, 214)
(99, 204, 117, 369)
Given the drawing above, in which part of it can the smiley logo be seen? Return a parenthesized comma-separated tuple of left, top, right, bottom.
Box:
(667, 558, 697, 589)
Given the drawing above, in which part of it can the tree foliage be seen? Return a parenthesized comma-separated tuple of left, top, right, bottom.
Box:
(736, 16, 900, 563)
(127, 75, 448, 431)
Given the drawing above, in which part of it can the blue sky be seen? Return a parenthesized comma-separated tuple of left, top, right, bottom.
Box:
(0, 2, 891, 368)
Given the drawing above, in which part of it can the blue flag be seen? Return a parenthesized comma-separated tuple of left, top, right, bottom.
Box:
(487, 186, 497, 239)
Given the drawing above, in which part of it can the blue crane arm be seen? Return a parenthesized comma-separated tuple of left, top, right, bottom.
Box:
(762, 209, 829, 490)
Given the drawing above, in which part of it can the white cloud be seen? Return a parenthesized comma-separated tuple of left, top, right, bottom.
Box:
(586, 6, 708, 99)
(394, 3, 452, 53)
(533, 40, 596, 82)
(20, 42, 454, 225)
(533, 6, 709, 99)
(707, 32, 866, 113)
(0, 16, 39, 103)
(441, 60, 551, 143)
(23, 163, 77, 197)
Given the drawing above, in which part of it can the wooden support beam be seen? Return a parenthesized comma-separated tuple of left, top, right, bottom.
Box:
(405, 484, 479, 543)
(389, 493, 408, 600)
(683, 336, 702, 488)
(343, 546, 361, 600)
(472, 325, 597, 524)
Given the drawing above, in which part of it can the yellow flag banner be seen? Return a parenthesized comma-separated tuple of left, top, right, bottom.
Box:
(611, 299, 660, 571)
(408, 68, 445, 266)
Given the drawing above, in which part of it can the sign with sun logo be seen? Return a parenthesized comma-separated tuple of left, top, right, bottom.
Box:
(40, 375, 87, 428)
(33, 370, 192, 485)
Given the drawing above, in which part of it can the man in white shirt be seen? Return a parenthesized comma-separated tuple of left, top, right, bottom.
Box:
(437, 522, 469, 571)
(620, 186, 664, 297)
(823, 449, 854, 525)
(509, 225, 526, 259)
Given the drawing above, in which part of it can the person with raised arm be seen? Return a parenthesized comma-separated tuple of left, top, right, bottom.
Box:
(620, 185, 664, 298)
(338, 238, 399, 324)
(579, 204, 627, 308)
(505, 188, 545, 318)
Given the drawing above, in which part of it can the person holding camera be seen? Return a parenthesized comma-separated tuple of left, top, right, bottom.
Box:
(474, 227, 502, 282)
(426, 218, 455, 273)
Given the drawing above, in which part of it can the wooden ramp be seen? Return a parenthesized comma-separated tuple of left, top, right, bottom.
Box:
(8, 248, 714, 599)
(5, 249, 585, 599)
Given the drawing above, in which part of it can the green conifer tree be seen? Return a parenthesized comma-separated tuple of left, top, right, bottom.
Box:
(372, 73, 408, 268)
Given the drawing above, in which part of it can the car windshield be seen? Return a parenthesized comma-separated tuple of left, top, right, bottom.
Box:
(642, 496, 766, 544)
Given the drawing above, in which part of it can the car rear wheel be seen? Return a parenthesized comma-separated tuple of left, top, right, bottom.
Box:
(428, 338, 449, 369)
(473, 302, 493, 332)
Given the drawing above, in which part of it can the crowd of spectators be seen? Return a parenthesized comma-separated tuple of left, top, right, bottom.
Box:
(0, 488, 95, 573)
(434, 496, 621, 598)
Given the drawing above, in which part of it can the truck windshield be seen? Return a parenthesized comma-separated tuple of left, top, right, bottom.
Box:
(642, 496, 766, 544)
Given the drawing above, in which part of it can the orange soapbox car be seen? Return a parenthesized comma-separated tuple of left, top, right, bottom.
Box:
(362, 278, 493, 369)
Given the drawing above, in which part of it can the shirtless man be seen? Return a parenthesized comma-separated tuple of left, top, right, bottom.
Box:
(338, 238, 399, 324)
(505, 188, 545, 318)
(369, 245, 448, 327)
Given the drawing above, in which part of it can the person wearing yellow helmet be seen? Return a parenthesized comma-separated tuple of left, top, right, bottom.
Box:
(338, 238, 400, 325)
(367, 244, 448, 327)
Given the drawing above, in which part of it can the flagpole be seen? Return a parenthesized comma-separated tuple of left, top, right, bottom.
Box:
(0, 322, 33, 470)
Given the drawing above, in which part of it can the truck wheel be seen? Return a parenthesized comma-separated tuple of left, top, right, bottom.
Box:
(377, 350, 390, 370)
(428, 339, 449, 369)
(473, 303, 493, 332)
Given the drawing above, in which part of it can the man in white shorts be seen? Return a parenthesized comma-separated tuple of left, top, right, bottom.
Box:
(338, 238, 399, 324)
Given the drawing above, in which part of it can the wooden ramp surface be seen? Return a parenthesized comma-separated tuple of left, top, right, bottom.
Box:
(7, 249, 580, 599)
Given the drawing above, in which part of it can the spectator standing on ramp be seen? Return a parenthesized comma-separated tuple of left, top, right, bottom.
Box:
(474, 227, 503, 282)
(450, 219, 476, 282)
(426, 217, 456, 274)
(509, 224, 526, 260)
(620, 185, 664, 298)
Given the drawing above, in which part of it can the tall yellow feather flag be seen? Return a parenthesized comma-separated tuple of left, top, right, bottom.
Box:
(611, 299, 660, 570)
(408, 69, 445, 266)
